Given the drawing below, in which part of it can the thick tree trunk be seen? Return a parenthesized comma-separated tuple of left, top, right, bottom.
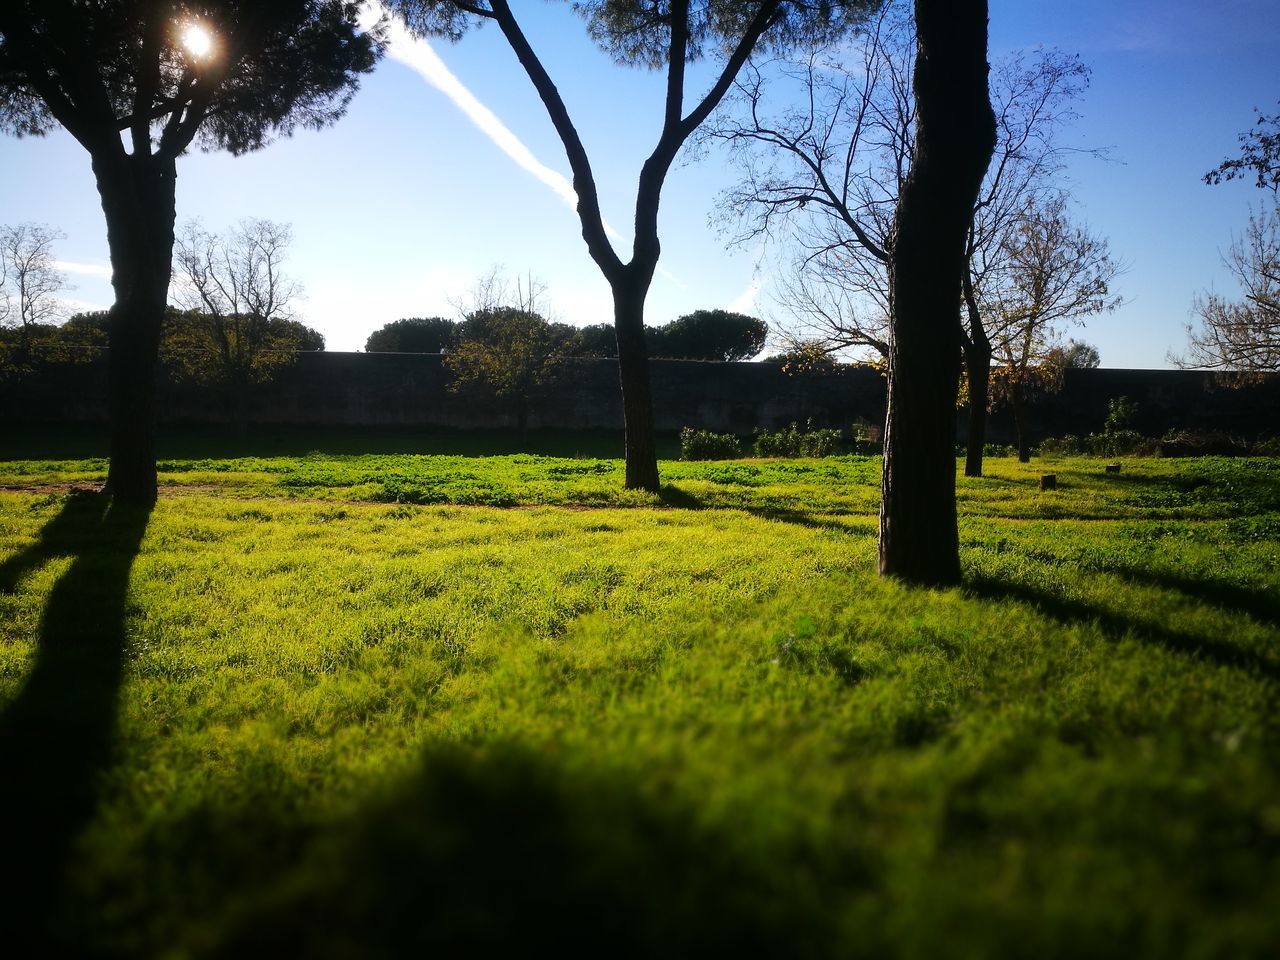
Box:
(612, 275, 660, 492)
(879, 0, 996, 586)
(93, 153, 178, 504)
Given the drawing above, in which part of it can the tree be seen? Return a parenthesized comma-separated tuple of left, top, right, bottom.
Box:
(649, 309, 768, 361)
(877, 0, 995, 585)
(984, 195, 1120, 461)
(1177, 105, 1280, 376)
(1177, 208, 1279, 375)
(445, 306, 572, 444)
(169, 218, 317, 425)
(1046, 338, 1100, 370)
(388, 0, 876, 491)
(0, 2, 384, 502)
(365, 316, 457, 352)
(569, 323, 619, 358)
(712, 0, 1094, 476)
(1204, 103, 1279, 194)
(0, 222, 70, 355)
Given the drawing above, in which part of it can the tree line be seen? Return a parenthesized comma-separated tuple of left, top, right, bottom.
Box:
(366, 308, 768, 362)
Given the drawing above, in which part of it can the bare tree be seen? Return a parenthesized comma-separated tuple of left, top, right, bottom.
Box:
(1176, 208, 1280, 375)
(1177, 104, 1280, 376)
(712, 0, 1095, 475)
(450, 265, 551, 319)
(170, 218, 309, 425)
(984, 195, 1121, 461)
(0, 222, 70, 350)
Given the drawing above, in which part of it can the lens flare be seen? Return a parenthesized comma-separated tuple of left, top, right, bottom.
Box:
(182, 24, 213, 57)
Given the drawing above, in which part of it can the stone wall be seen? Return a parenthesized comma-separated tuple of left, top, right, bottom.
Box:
(2, 351, 1277, 443)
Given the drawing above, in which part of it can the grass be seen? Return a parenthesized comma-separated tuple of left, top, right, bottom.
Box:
(1, 451, 1278, 956)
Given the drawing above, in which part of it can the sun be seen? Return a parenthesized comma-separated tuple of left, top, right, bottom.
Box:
(181, 23, 213, 58)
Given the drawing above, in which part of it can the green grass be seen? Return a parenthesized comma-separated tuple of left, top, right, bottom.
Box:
(1, 452, 1278, 956)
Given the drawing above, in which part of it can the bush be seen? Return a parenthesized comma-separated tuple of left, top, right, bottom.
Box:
(1158, 429, 1247, 458)
(1036, 435, 1082, 456)
(1252, 436, 1280, 457)
(680, 427, 742, 461)
(1104, 395, 1138, 433)
(982, 443, 1018, 458)
(1085, 430, 1157, 457)
(753, 421, 844, 458)
(849, 419, 883, 455)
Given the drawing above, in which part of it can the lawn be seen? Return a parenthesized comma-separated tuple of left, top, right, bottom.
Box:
(1, 452, 1278, 956)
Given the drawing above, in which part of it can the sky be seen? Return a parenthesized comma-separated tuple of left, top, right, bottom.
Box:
(0, 0, 1276, 367)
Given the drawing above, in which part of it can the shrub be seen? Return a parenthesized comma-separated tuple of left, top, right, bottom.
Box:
(1085, 430, 1156, 457)
(850, 419, 883, 455)
(1252, 436, 1280, 457)
(982, 443, 1018, 458)
(1036, 435, 1082, 456)
(1158, 429, 1247, 458)
(680, 427, 742, 461)
(753, 421, 843, 458)
(1104, 395, 1138, 433)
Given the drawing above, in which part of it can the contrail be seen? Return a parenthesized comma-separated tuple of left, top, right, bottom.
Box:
(381, 13, 583, 219)
(369, 5, 687, 288)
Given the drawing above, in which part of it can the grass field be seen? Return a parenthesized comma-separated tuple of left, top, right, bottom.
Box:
(1, 451, 1278, 956)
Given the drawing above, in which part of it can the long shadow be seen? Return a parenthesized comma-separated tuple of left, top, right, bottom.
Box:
(658, 484, 863, 535)
(992, 541, 1280, 631)
(201, 743, 850, 957)
(1095, 563, 1280, 632)
(0, 493, 152, 949)
(966, 575, 1280, 683)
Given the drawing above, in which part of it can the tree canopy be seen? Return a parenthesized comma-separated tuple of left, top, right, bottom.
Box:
(0, 1, 385, 158)
(366, 317, 458, 353)
(648, 309, 768, 361)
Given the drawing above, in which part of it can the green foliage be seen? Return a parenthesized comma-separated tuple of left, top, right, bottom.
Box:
(1104, 395, 1139, 433)
(0, 2, 386, 157)
(754, 420, 843, 458)
(0, 455, 1278, 953)
(569, 323, 618, 358)
(365, 317, 457, 353)
(649, 309, 768, 361)
(445, 309, 573, 430)
(679, 427, 741, 461)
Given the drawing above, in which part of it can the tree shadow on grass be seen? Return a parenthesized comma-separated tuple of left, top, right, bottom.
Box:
(172, 743, 852, 958)
(965, 575, 1280, 683)
(0, 492, 152, 949)
(658, 484, 862, 535)
(1099, 564, 1280, 632)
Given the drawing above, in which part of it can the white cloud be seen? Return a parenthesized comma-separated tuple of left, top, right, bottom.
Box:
(55, 260, 112, 280)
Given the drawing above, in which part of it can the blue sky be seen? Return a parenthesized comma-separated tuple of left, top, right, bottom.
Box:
(0, 0, 1276, 366)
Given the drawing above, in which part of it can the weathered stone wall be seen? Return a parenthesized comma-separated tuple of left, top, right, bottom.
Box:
(2, 352, 1277, 442)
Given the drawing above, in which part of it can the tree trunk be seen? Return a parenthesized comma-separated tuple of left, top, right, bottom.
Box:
(962, 274, 992, 478)
(963, 337, 992, 477)
(1011, 385, 1031, 462)
(517, 403, 530, 449)
(612, 275, 660, 492)
(879, 0, 996, 586)
(93, 152, 178, 504)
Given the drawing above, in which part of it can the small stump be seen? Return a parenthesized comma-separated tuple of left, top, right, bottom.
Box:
(1039, 474, 1057, 491)
(1105, 463, 1121, 474)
